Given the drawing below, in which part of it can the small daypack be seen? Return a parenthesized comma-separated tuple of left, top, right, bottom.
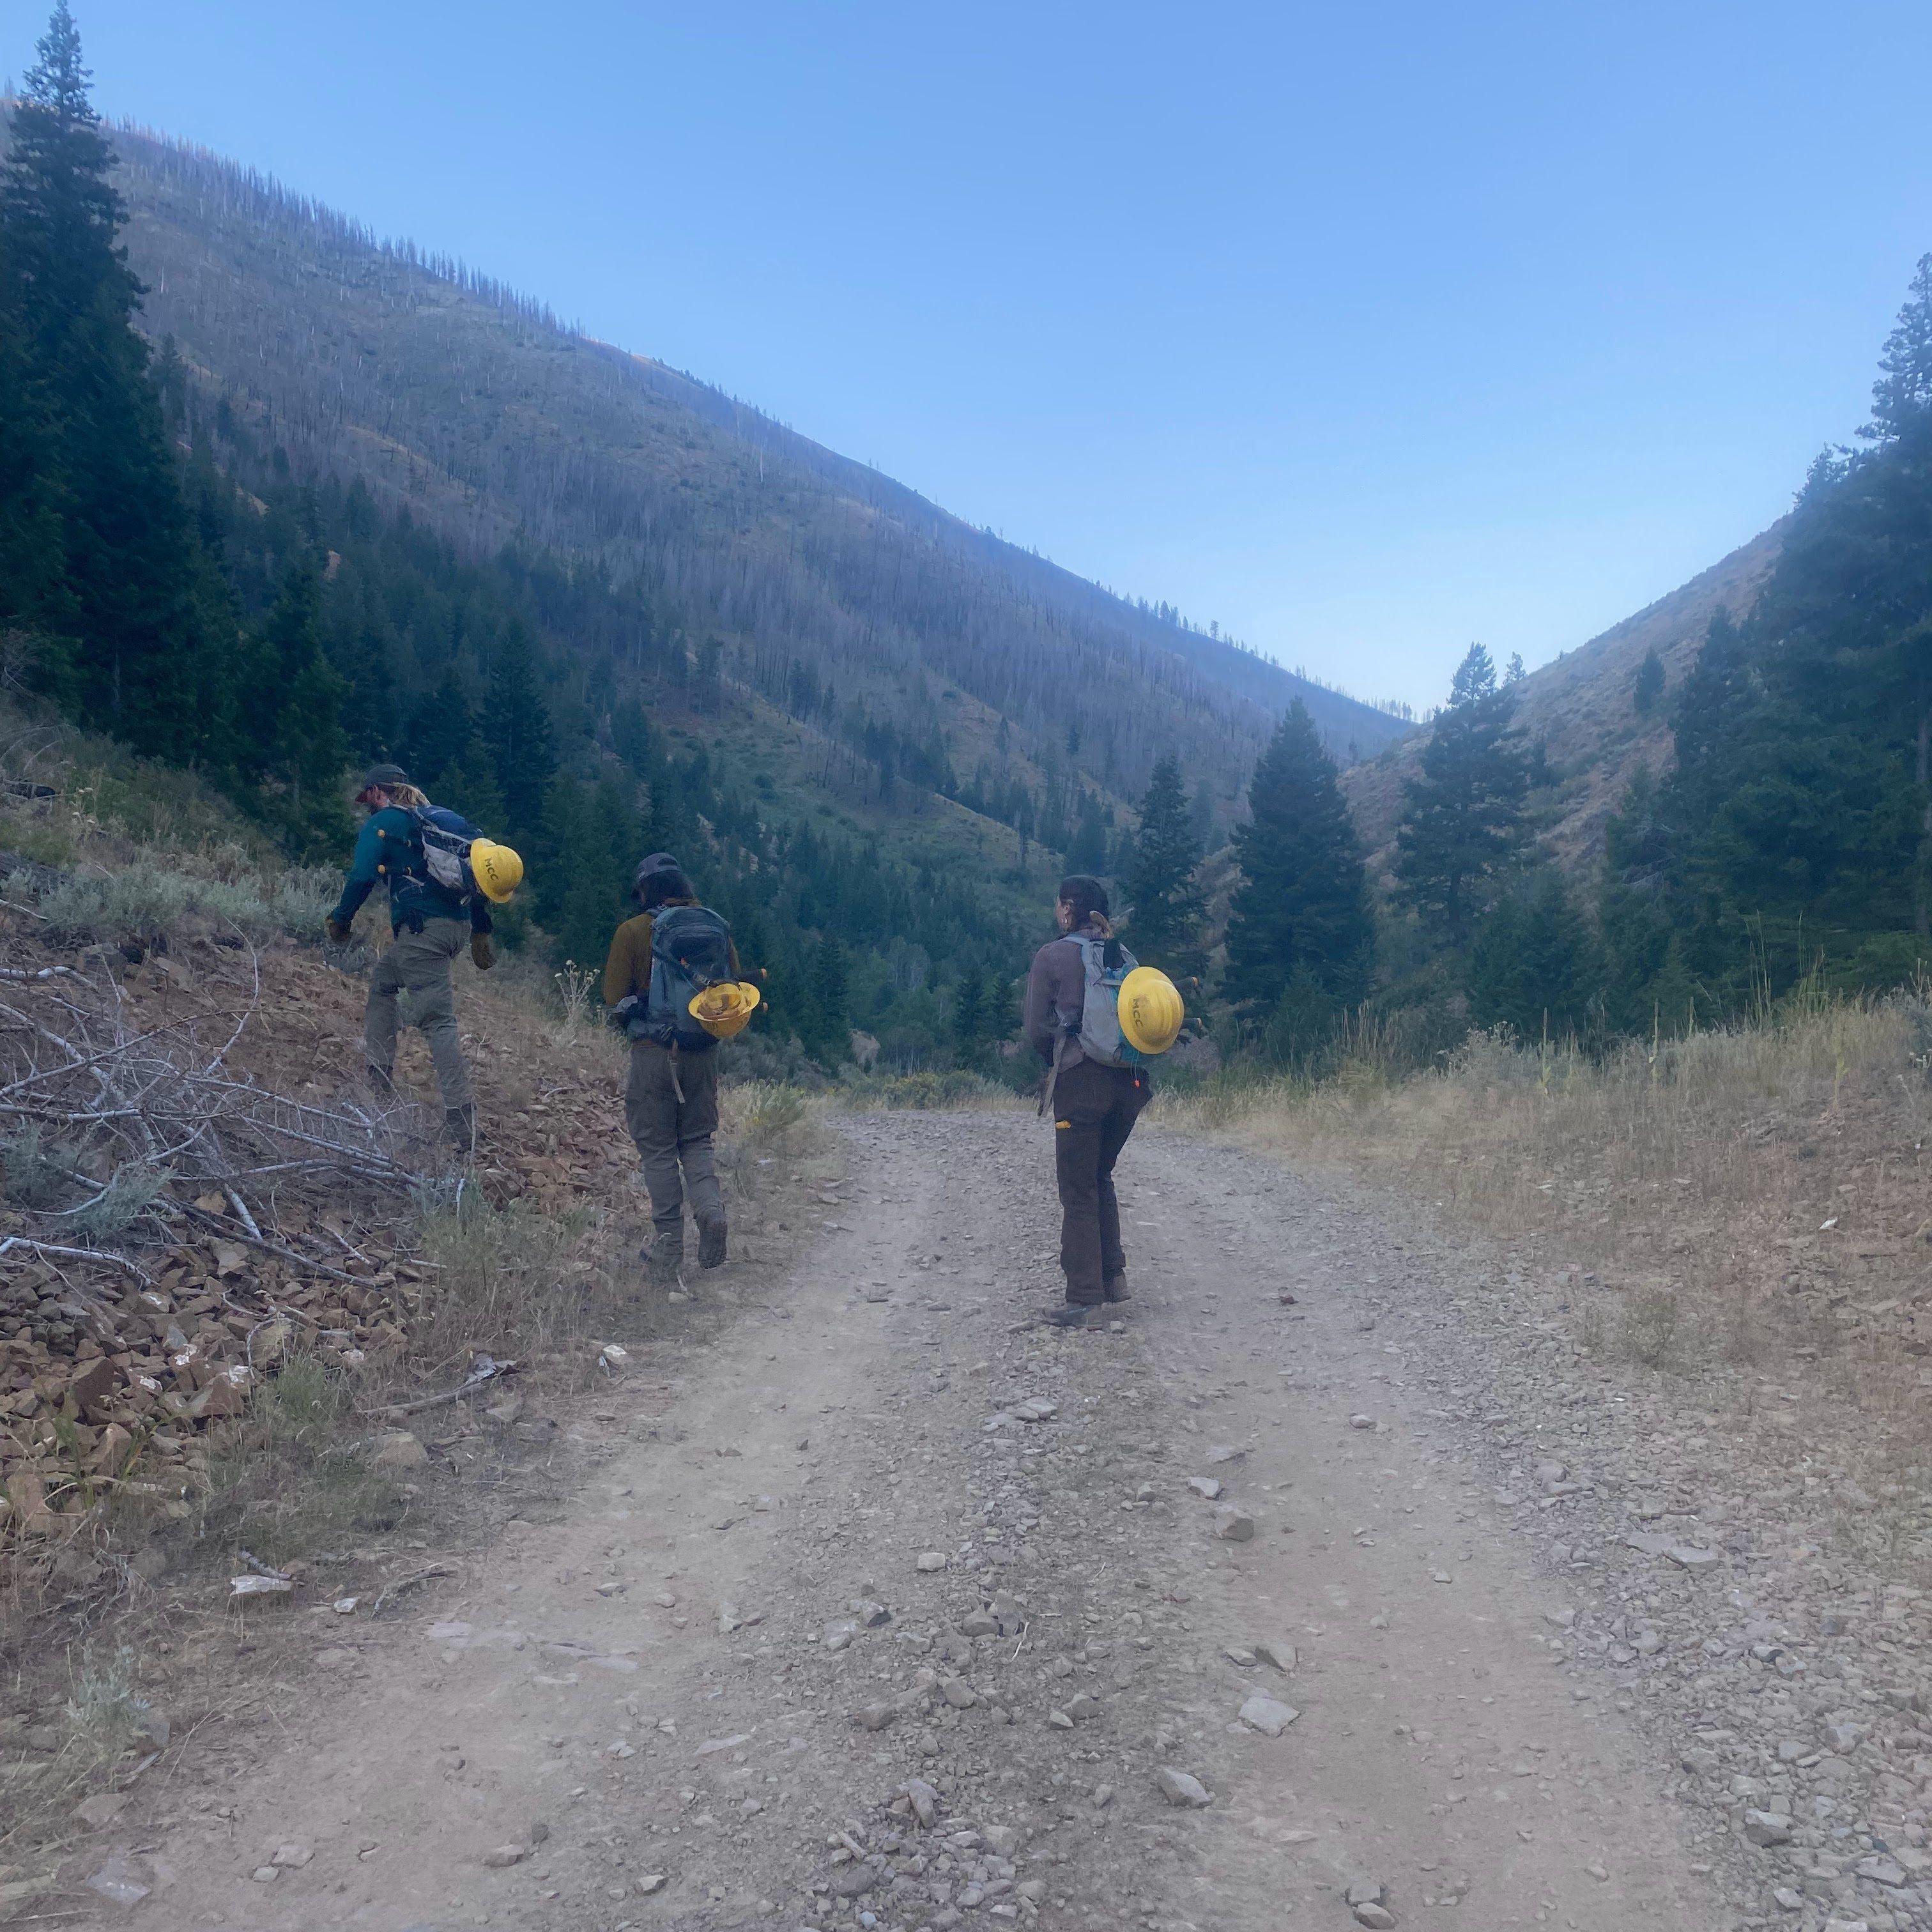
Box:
(408, 804, 484, 905)
(1071, 933, 1146, 1068)
(639, 904, 735, 1052)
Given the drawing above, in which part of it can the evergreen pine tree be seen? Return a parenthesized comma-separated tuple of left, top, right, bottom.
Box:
(1868, 252, 1932, 440)
(1597, 767, 1677, 1031)
(1666, 610, 1756, 822)
(1223, 700, 1374, 1013)
(808, 937, 851, 1063)
(1393, 645, 1532, 947)
(1632, 647, 1664, 717)
(1124, 755, 1205, 981)
(0, 270, 72, 702)
(550, 771, 638, 970)
(250, 561, 349, 854)
(482, 622, 556, 841)
(1466, 872, 1600, 1041)
(403, 670, 474, 789)
(436, 736, 509, 836)
(1066, 791, 1110, 874)
(1259, 964, 1344, 1075)
(0, 4, 228, 756)
(953, 971, 984, 1052)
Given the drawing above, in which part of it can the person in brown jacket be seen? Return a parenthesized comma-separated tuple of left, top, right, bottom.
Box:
(603, 854, 740, 1284)
(1023, 875, 1150, 1328)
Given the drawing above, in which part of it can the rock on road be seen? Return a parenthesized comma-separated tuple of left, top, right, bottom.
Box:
(95, 1112, 1718, 1932)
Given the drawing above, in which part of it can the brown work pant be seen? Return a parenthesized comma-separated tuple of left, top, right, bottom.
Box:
(365, 919, 473, 1110)
(625, 1040, 724, 1246)
(1052, 1059, 1149, 1305)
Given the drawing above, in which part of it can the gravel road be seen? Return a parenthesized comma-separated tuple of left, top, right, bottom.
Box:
(79, 1111, 1777, 1931)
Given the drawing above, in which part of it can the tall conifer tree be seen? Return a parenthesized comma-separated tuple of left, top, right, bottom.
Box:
(255, 561, 350, 853)
(1223, 700, 1374, 1013)
(0, 4, 228, 756)
(1125, 755, 1205, 980)
(482, 621, 556, 839)
(1393, 645, 1532, 947)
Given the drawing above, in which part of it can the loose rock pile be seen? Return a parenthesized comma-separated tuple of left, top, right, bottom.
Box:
(0, 1234, 425, 1537)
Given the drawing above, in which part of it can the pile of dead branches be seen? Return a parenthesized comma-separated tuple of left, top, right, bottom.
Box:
(0, 947, 430, 1287)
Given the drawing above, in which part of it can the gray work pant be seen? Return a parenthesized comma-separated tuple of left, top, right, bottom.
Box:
(366, 920, 473, 1110)
(625, 1040, 723, 1245)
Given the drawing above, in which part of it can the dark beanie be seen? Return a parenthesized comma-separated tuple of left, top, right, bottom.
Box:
(633, 852, 694, 908)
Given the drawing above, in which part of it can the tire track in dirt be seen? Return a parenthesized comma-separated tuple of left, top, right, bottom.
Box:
(70, 1110, 1717, 1932)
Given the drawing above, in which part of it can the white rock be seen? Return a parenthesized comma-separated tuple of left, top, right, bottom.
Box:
(1348, 1414, 1375, 1430)
(1211, 1507, 1255, 1542)
(636, 1874, 666, 1895)
(917, 1551, 948, 1572)
(1744, 1809, 1793, 1846)
(1238, 1694, 1300, 1736)
(270, 1844, 312, 1869)
(1186, 1476, 1224, 1499)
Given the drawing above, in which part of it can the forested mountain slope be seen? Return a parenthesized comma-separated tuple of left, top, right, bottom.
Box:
(112, 126, 1405, 832)
(1343, 526, 1782, 875)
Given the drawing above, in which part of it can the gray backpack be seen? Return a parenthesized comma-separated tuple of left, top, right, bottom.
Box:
(1071, 934, 1144, 1068)
(638, 904, 734, 1052)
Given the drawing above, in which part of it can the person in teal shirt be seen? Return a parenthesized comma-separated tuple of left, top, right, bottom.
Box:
(326, 764, 494, 1150)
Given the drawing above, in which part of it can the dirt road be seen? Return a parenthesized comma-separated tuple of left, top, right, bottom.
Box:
(66, 1112, 1727, 1931)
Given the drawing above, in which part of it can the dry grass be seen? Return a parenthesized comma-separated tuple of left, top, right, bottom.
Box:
(1156, 991, 1932, 1433)
(832, 1068, 1029, 1112)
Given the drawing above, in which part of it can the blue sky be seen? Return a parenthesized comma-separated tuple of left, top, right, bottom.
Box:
(17, 1, 1932, 709)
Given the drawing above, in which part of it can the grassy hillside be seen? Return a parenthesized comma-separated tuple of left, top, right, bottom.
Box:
(1344, 527, 1782, 880)
(112, 125, 1407, 850)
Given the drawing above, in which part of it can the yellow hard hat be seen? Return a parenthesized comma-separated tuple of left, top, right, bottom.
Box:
(469, 839, 524, 903)
(689, 980, 761, 1041)
(1118, 965, 1184, 1055)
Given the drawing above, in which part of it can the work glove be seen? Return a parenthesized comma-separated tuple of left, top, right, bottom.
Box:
(324, 917, 351, 944)
(471, 933, 496, 971)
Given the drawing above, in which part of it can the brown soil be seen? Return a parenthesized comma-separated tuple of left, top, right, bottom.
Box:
(16, 1113, 1729, 1932)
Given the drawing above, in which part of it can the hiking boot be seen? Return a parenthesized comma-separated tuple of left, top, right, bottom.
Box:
(698, 1215, 728, 1269)
(444, 1105, 476, 1152)
(647, 1239, 684, 1288)
(1041, 1303, 1100, 1330)
(1103, 1275, 1132, 1304)
(365, 1062, 396, 1100)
